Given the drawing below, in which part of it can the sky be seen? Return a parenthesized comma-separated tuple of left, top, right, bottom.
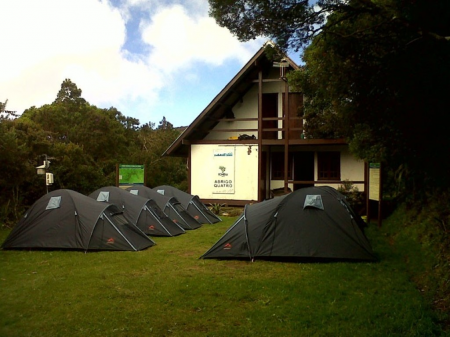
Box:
(0, 0, 301, 127)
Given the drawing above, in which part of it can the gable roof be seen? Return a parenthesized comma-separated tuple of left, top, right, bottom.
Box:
(163, 42, 299, 157)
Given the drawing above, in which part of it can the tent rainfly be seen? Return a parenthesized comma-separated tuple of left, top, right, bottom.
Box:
(153, 185, 221, 224)
(126, 185, 202, 230)
(2, 189, 155, 251)
(201, 186, 377, 261)
(89, 186, 185, 237)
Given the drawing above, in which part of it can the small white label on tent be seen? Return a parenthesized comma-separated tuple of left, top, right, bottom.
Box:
(157, 189, 165, 195)
(129, 189, 139, 195)
(97, 191, 110, 202)
(46, 196, 62, 210)
(304, 195, 324, 210)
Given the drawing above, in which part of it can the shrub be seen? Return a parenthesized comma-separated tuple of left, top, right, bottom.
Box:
(338, 179, 365, 214)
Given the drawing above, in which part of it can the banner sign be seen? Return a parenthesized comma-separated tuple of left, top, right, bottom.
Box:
(212, 148, 235, 194)
(119, 164, 145, 185)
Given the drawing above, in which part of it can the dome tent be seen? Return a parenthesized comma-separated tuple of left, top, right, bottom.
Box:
(125, 185, 201, 230)
(201, 186, 376, 261)
(2, 189, 155, 251)
(89, 186, 185, 237)
(153, 185, 221, 224)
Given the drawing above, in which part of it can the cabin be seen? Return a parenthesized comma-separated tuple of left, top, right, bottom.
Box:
(163, 42, 365, 206)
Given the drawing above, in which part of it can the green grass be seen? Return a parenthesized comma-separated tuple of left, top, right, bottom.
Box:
(0, 217, 444, 337)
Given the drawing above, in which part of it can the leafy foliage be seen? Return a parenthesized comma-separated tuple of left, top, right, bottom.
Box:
(292, 1, 450, 195)
(209, 0, 450, 50)
(132, 121, 187, 190)
(53, 78, 86, 106)
(381, 200, 450, 328)
(0, 80, 187, 225)
(337, 180, 364, 214)
(0, 99, 7, 112)
(210, 0, 450, 195)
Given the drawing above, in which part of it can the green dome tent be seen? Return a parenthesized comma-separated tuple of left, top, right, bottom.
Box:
(153, 185, 221, 224)
(201, 186, 376, 261)
(2, 189, 155, 251)
(89, 186, 185, 237)
(126, 185, 202, 230)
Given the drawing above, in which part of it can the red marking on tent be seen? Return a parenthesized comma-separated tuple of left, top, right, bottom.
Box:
(107, 238, 115, 244)
(149, 225, 155, 230)
(173, 219, 177, 223)
(194, 215, 199, 219)
(224, 243, 232, 250)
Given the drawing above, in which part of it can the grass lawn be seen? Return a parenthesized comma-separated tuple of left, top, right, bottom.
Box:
(0, 217, 444, 337)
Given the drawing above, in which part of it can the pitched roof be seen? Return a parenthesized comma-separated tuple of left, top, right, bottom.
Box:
(163, 42, 299, 157)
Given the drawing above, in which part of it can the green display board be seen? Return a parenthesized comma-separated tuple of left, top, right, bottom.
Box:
(118, 164, 145, 185)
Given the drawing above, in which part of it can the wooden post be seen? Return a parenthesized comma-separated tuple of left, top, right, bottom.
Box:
(378, 162, 383, 227)
(187, 147, 192, 194)
(144, 164, 147, 186)
(284, 81, 289, 194)
(115, 163, 119, 187)
(257, 69, 263, 201)
(365, 162, 370, 222)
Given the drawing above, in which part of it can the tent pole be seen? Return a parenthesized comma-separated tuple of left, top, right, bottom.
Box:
(104, 214, 138, 251)
(145, 206, 171, 236)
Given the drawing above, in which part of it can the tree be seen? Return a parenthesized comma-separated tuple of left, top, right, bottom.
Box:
(209, 0, 450, 51)
(0, 115, 51, 224)
(209, 0, 450, 193)
(12, 79, 141, 205)
(1, 79, 189, 224)
(53, 78, 87, 106)
(133, 118, 187, 189)
(291, 3, 450, 193)
(158, 116, 173, 130)
(0, 99, 7, 112)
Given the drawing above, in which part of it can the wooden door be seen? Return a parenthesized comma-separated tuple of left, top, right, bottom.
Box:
(262, 93, 278, 139)
(283, 93, 303, 139)
(293, 152, 314, 190)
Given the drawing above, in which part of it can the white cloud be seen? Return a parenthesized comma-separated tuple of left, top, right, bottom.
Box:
(141, 4, 260, 72)
(0, 0, 263, 124)
(0, 0, 163, 115)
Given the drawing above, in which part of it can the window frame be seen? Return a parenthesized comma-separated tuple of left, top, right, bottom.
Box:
(317, 151, 341, 181)
(271, 152, 292, 180)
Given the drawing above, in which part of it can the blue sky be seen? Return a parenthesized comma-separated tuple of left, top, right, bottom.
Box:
(0, 0, 301, 127)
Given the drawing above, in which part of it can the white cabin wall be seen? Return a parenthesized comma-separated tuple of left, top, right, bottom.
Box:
(191, 144, 259, 201)
(314, 146, 365, 191)
(340, 148, 365, 191)
(203, 79, 286, 141)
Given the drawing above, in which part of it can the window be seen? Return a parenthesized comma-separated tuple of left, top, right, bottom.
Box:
(97, 191, 110, 202)
(46, 196, 61, 210)
(304, 195, 324, 210)
(271, 152, 292, 180)
(318, 152, 340, 181)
